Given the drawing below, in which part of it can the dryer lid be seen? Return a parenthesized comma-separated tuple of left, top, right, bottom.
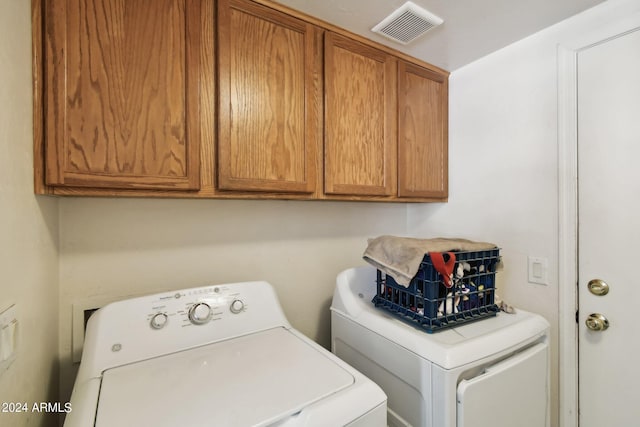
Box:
(94, 327, 354, 427)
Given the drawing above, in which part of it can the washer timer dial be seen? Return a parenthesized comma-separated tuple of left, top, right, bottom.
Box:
(188, 302, 212, 325)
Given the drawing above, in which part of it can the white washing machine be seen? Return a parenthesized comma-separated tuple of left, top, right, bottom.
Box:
(331, 266, 550, 427)
(65, 280, 387, 427)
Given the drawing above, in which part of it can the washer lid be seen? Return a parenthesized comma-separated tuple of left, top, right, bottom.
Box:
(95, 327, 354, 427)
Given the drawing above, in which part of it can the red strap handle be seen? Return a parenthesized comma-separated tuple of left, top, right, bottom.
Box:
(429, 252, 456, 288)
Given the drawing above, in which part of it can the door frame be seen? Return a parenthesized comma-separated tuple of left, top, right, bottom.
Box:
(558, 7, 640, 427)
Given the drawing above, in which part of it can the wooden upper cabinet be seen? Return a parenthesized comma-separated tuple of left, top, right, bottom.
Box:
(217, 0, 321, 193)
(44, 0, 202, 190)
(324, 32, 397, 197)
(35, 0, 447, 201)
(397, 61, 448, 198)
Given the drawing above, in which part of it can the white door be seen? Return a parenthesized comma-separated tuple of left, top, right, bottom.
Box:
(577, 28, 640, 426)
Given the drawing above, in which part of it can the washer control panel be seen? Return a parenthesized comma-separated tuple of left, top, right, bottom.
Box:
(145, 285, 247, 330)
(77, 281, 289, 379)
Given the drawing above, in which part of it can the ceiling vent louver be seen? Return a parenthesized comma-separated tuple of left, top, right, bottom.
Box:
(371, 1, 443, 45)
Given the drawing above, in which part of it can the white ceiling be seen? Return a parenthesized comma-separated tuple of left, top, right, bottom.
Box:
(273, 0, 605, 71)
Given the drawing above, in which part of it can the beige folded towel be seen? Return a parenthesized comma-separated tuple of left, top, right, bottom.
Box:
(363, 235, 498, 287)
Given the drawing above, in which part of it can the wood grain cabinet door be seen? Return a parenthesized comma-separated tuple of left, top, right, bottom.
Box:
(397, 61, 448, 198)
(44, 0, 201, 190)
(217, 0, 321, 193)
(324, 32, 397, 197)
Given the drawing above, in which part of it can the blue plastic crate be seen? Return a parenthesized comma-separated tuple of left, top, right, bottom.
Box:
(372, 249, 501, 333)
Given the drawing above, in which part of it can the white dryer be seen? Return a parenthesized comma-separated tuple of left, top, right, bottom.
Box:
(65, 280, 386, 427)
(331, 266, 550, 427)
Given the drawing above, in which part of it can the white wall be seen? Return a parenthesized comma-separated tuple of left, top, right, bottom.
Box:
(57, 198, 407, 402)
(408, 1, 640, 426)
(410, 23, 562, 421)
(0, 1, 60, 427)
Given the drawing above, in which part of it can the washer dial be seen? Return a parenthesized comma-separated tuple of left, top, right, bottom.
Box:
(230, 299, 245, 314)
(150, 313, 168, 330)
(188, 302, 212, 325)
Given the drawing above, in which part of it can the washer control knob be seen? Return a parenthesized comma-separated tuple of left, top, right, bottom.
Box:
(230, 299, 245, 314)
(189, 302, 212, 325)
(150, 313, 168, 330)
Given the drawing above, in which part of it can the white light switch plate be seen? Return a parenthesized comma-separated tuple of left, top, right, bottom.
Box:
(528, 256, 548, 285)
(0, 304, 18, 374)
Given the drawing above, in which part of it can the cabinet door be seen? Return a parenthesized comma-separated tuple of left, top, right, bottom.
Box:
(324, 32, 397, 196)
(44, 0, 201, 190)
(218, 0, 321, 193)
(398, 61, 448, 198)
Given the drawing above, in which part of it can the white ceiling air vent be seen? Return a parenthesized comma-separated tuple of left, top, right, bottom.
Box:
(371, 1, 443, 45)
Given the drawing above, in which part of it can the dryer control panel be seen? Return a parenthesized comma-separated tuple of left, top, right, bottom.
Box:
(76, 281, 291, 381)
